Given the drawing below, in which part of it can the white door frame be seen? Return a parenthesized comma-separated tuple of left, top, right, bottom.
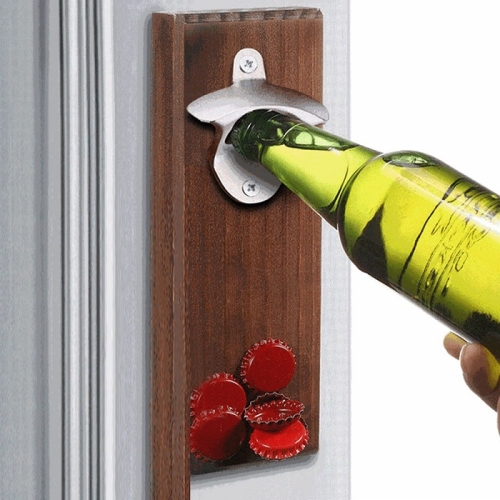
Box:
(60, 1, 116, 498)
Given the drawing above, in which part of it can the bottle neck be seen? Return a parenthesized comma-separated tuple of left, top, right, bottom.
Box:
(230, 110, 379, 225)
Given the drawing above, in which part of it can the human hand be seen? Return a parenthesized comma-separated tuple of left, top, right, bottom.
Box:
(444, 332, 500, 434)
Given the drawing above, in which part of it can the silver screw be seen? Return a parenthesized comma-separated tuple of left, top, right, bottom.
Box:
(239, 56, 258, 74)
(242, 179, 261, 197)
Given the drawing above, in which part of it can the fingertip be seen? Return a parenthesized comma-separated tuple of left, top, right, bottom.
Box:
(443, 332, 466, 360)
(460, 343, 500, 396)
(459, 342, 485, 372)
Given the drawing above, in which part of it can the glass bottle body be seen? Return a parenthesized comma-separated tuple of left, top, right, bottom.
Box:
(231, 110, 500, 356)
(338, 151, 500, 355)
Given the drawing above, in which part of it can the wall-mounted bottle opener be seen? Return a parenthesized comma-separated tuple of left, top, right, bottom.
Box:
(187, 48, 329, 204)
(151, 9, 324, 497)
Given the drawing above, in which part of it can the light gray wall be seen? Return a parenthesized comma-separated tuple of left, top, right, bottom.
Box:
(113, 1, 350, 499)
(1, 1, 62, 498)
(2, 1, 46, 498)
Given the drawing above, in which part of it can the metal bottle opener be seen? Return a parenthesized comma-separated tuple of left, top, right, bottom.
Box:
(187, 48, 329, 204)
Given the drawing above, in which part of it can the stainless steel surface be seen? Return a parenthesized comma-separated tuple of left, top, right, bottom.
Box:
(187, 48, 329, 204)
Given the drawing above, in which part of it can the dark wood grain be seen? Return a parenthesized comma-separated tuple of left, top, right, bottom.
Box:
(151, 9, 323, 498)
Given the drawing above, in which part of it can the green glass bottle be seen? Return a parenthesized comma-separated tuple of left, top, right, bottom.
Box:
(230, 109, 500, 357)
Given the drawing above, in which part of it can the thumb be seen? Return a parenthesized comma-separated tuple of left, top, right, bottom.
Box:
(459, 342, 500, 411)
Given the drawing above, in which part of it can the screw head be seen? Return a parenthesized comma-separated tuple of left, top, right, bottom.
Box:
(242, 179, 261, 197)
(239, 56, 258, 74)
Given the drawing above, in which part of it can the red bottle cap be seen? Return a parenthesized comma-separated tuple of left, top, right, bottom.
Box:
(247, 392, 289, 406)
(249, 419, 309, 460)
(240, 339, 296, 393)
(190, 373, 247, 418)
(244, 396, 304, 431)
(190, 406, 247, 462)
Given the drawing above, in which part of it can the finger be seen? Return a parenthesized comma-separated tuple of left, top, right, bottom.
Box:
(443, 332, 467, 360)
(460, 343, 500, 411)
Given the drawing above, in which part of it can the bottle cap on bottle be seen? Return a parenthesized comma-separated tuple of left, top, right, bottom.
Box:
(190, 406, 247, 462)
(249, 419, 309, 460)
(190, 373, 247, 418)
(244, 395, 304, 431)
(240, 339, 296, 393)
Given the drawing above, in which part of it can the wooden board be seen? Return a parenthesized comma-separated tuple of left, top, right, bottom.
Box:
(151, 8, 323, 498)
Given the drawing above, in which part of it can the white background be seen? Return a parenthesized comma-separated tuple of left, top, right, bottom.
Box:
(351, 1, 500, 499)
